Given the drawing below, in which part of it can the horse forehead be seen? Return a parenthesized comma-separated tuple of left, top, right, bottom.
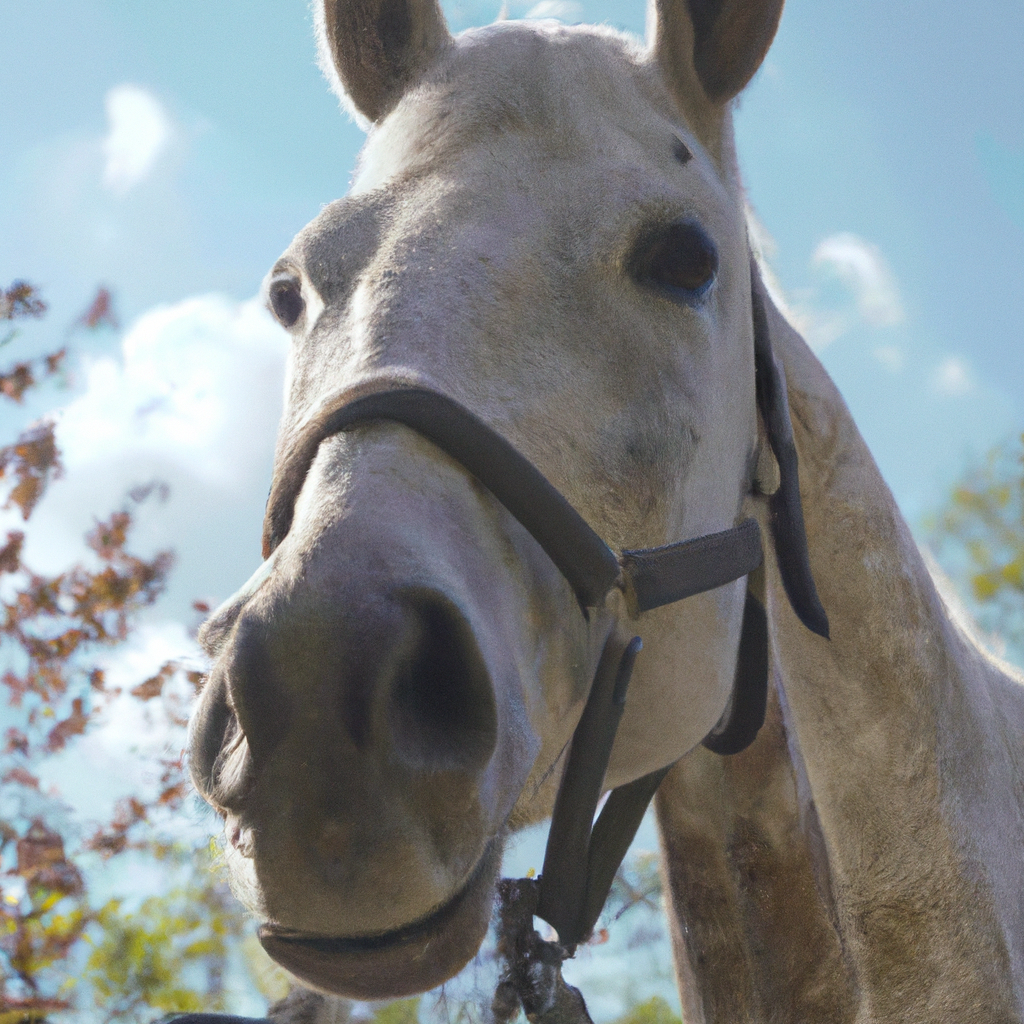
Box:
(351, 22, 684, 195)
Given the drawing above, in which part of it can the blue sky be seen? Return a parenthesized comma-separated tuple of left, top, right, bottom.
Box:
(1, 0, 1022, 1014)
(4, 0, 1022, 554)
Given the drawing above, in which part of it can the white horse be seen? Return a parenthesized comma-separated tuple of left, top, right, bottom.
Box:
(188, 0, 1024, 1019)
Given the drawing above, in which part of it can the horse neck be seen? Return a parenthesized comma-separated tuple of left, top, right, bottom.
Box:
(655, 302, 1024, 1023)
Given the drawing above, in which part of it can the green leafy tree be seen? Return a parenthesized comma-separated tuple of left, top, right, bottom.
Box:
(930, 433, 1024, 663)
(82, 848, 243, 1023)
(607, 997, 681, 1024)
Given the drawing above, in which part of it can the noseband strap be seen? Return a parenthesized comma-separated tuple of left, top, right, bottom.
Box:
(265, 384, 621, 604)
(263, 383, 763, 614)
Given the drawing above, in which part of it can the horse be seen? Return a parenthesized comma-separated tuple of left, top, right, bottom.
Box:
(187, 0, 1024, 1019)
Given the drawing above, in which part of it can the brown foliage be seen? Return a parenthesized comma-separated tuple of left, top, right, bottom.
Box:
(1, 283, 66, 406)
(0, 533, 23, 575)
(0, 283, 47, 323)
(16, 822, 84, 897)
(0, 282, 218, 1018)
(85, 796, 149, 859)
(0, 423, 61, 520)
(75, 287, 118, 332)
(1, 503, 173, 708)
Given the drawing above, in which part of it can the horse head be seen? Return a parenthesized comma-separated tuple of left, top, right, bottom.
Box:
(188, 0, 819, 999)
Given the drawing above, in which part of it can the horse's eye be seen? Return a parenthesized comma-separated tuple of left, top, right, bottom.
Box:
(641, 221, 718, 297)
(269, 276, 305, 328)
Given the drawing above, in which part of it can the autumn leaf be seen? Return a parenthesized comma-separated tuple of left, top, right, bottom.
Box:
(0, 363, 35, 403)
(75, 287, 118, 332)
(130, 661, 176, 701)
(0, 532, 23, 574)
(0, 282, 47, 322)
(2, 767, 40, 789)
(86, 511, 130, 561)
(45, 698, 89, 752)
(0, 421, 61, 519)
(4, 729, 29, 756)
(15, 821, 84, 897)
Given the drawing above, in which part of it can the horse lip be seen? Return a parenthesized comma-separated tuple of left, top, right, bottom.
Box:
(257, 837, 504, 999)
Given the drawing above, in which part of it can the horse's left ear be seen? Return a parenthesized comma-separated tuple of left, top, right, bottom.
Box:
(649, 0, 786, 108)
(750, 258, 830, 640)
(316, 0, 452, 124)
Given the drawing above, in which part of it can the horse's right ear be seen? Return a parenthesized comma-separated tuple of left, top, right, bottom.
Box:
(750, 258, 830, 640)
(316, 0, 451, 125)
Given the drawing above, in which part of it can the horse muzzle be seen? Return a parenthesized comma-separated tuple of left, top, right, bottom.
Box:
(187, 428, 558, 990)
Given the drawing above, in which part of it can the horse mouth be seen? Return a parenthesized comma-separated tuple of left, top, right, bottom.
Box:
(257, 838, 504, 999)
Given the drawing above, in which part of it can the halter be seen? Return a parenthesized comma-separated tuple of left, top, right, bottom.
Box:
(261, 380, 765, 952)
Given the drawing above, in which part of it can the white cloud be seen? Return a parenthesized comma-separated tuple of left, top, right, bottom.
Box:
(786, 297, 850, 351)
(932, 355, 974, 397)
(812, 232, 904, 329)
(746, 212, 906, 353)
(102, 84, 172, 195)
(57, 294, 288, 484)
(524, 0, 583, 19)
(6, 291, 286, 622)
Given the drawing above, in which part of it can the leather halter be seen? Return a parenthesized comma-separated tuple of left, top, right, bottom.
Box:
(262, 379, 765, 951)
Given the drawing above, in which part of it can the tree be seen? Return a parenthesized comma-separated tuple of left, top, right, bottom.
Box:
(929, 433, 1024, 664)
(0, 281, 245, 1022)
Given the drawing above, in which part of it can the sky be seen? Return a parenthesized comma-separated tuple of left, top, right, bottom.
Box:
(2, 0, 1023, 1016)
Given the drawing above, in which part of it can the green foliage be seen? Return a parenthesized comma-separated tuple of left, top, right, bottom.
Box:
(607, 996, 681, 1024)
(0, 820, 88, 1016)
(372, 998, 422, 1024)
(930, 433, 1024, 661)
(81, 853, 244, 1023)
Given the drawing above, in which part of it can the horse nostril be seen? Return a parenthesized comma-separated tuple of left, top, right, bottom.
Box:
(189, 670, 235, 797)
(389, 595, 497, 773)
(226, 618, 292, 768)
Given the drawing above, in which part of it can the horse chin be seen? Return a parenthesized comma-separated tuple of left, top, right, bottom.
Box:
(257, 837, 504, 999)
